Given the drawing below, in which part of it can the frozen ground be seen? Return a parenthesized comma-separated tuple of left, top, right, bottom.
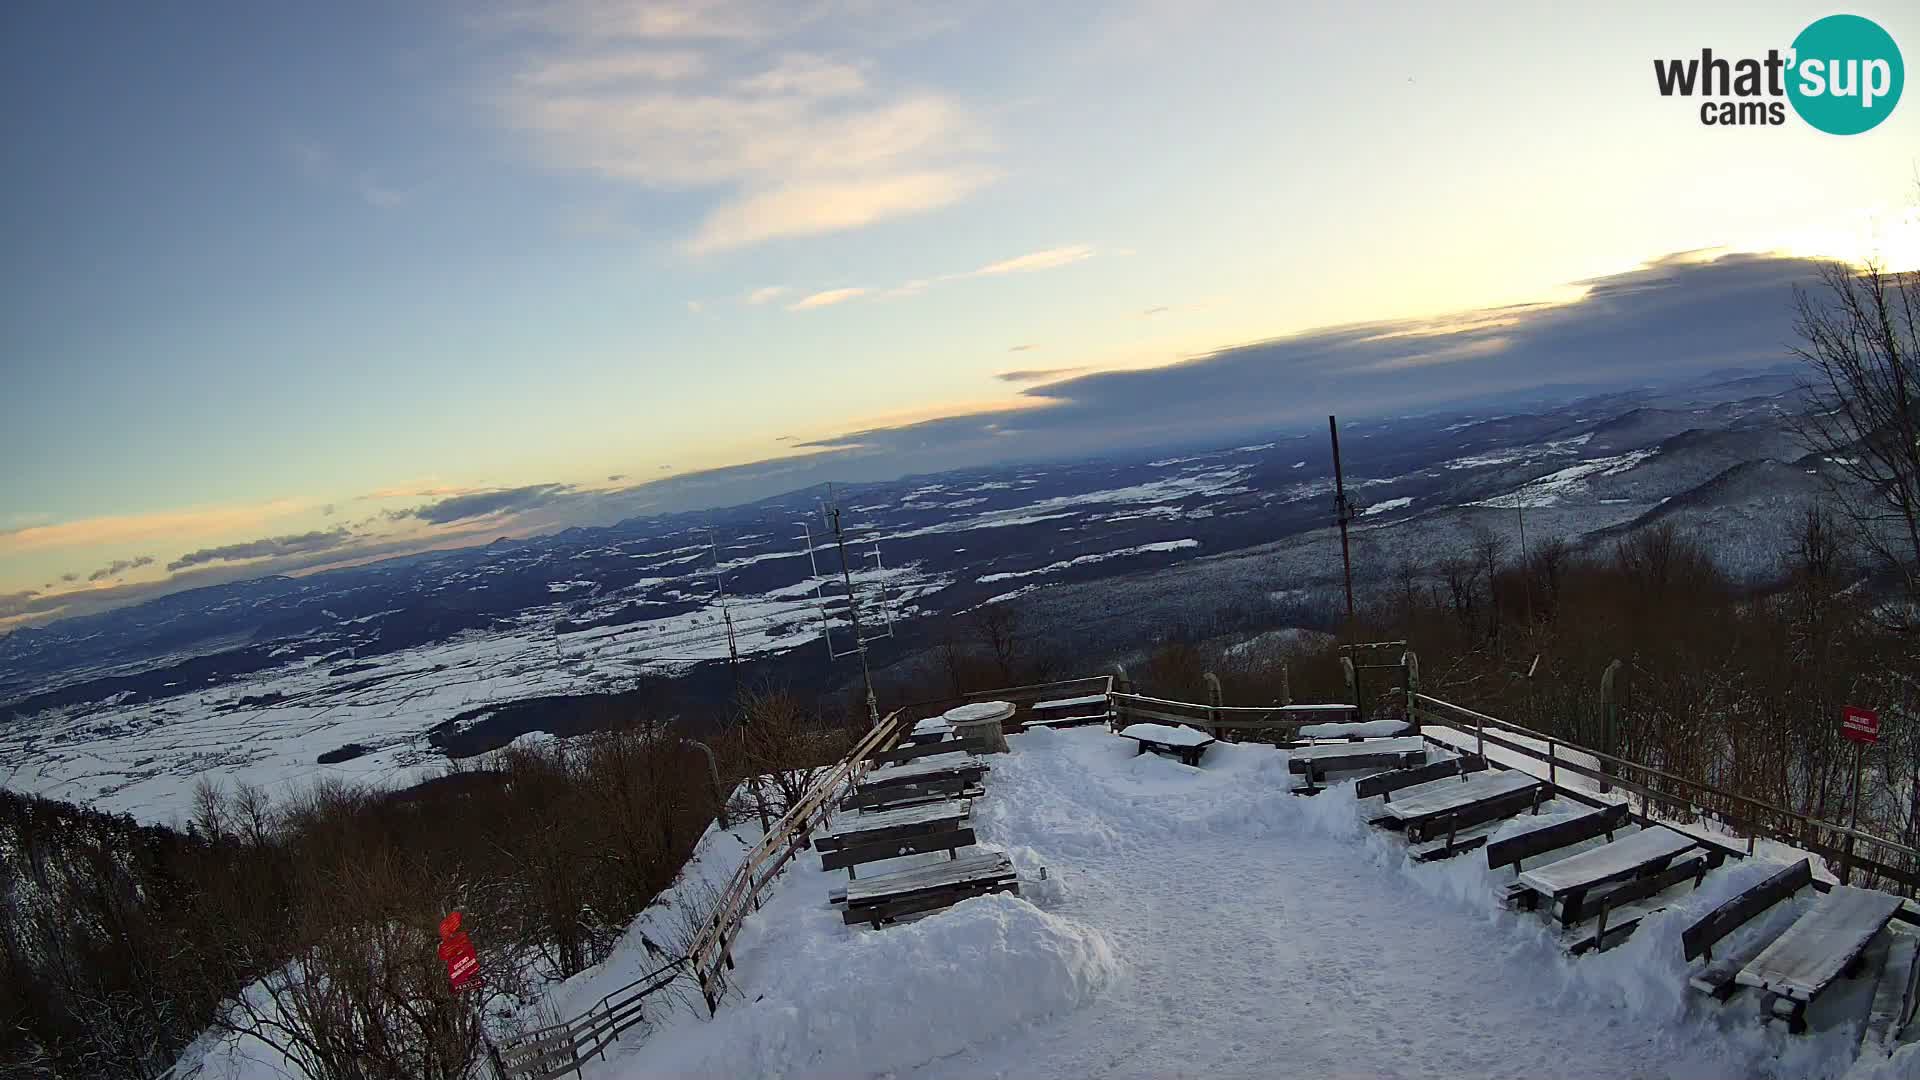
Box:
(579, 727, 1915, 1080)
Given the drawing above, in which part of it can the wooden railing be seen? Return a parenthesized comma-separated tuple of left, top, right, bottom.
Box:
(1109, 692, 1358, 735)
(499, 958, 684, 1080)
(1412, 693, 1920, 897)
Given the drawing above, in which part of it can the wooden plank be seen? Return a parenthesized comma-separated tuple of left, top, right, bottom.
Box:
(1691, 927, 1783, 1001)
(1682, 859, 1813, 962)
(1486, 803, 1631, 873)
(1737, 886, 1905, 1002)
(1033, 693, 1108, 710)
(871, 736, 989, 768)
(845, 851, 1014, 904)
(820, 827, 976, 872)
(1381, 769, 1537, 824)
(1516, 827, 1698, 900)
(1356, 755, 1485, 800)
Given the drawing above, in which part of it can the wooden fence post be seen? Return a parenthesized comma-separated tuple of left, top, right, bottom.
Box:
(1340, 656, 1358, 719)
(1204, 672, 1224, 739)
(1279, 661, 1292, 706)
(1402, 651, 1418, 733)
(1598, 660, 1622, 795)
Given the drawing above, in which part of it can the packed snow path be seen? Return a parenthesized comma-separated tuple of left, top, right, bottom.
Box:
(600, 726, 1901, 1079)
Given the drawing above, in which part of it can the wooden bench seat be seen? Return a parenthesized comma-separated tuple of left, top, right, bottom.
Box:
(842, 851, 1019, 927)
(1377, 769, 1542, 844)
(1514, 827, 1699, 926)
(1735, 885, 1905, 1033)
(1356, 755, 1485, 801)
(1485, 803, 1630, 876)
(1117, 723, 1217, 766)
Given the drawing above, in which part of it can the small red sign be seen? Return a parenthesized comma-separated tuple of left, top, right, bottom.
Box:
(439, 912, 480, 991)
(1842, 706, 1880, 745)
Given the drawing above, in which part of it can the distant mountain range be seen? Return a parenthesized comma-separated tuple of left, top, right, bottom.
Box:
(0, 363, 1848, 821)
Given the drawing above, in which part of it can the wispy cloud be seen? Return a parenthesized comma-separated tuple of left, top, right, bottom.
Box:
(495, 4, 994, 252)
(87, 555, 155, 582)
(1007, 344, 1034, 352)
(286, 137, 412, 210)
(787, 287, 868, 311)
(782, 244, 1102, 312)
(0, 501, 308, 556)
(995, 367, 1088, 383)
(167, 528, 353, 572)
(401, 483, 576, 525)
(746, 285, 790, 305)
(969, 244, 1096, 277)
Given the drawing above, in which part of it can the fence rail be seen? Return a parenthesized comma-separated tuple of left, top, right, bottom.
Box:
(1110, 692, 1358, 733)
(1411, 693, 1920, 896)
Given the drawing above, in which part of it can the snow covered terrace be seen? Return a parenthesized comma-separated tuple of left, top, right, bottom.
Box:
(527, 720, 1919, 1080)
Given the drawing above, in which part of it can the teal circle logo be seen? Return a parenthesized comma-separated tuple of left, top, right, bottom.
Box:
(1787, 14, 1903, 135)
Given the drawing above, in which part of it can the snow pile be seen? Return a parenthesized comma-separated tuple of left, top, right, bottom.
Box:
(643, 894, 1120, 1078)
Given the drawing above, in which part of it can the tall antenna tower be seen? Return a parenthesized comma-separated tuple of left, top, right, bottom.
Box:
(1329, 415, 1356, 621)
(796, 490, 897, 727)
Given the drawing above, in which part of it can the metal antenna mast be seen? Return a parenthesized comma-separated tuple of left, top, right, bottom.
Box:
(1329, 415, 1356, 622)
(827, 504, 882, 728)
(706, 527, 742, 696)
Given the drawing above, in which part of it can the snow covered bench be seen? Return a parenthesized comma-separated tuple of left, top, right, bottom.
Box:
(1026, 692, 1113, 729)
(1355, 755, 1486, 801)
(1571, 846, 1723, 954)
(871, 735, 991, 768)
(1485, 803, 1629, 876)
(815, 801, 975, 879)
(1287, 736, 1427, 793)
(1118, 723, 1216, 767)
(1375, 768, 1543, 848)
(1735, 885, 1905, 1033)
(840, 851, 1019, 927)
(1510, 827, 1699, 927)
(1294, 718, 1410, 743)
(845, 754, 989, 811)
(1683, 858, 1814, 1000)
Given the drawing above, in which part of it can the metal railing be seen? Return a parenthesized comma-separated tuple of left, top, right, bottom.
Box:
(1412, 693, 1920, 896)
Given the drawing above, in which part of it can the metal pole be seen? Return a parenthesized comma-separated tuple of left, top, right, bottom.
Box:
(829, 506, 881, 728)
(1329, 416, 1356, 622)
(1845, 740, 1865, 884)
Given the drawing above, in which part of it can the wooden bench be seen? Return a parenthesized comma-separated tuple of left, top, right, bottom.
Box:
(1294, 719, 1411, 744)
(1356, 755, 1486, 801)
(842, 851, 1019, 927)
(1864, 932, 1920, 1056)
(1375, 768, 1542, 844)
(1682, 858, 1814, 999)
(870, 736, 989, 768)
(1289, 736, 1427, 792)
(1512, 827, 1699, 926)
(1571, 847, 1725, 954)
(1117, 723, 1217, 766)
(1735, 885, 1905, 1033)
(1485, 803, 1630, 876)
(815, 801, 973, 879)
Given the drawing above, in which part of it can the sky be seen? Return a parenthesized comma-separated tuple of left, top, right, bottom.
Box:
(3, 0, 1919, 629)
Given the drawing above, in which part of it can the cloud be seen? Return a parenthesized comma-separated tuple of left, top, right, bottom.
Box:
(496, 6, 996, 253)
(968, 244, 1096, 277)
(788, 287, 869, 311)
(0, 501, 308, 556)
(1007, 344, 1034, 352)
(403, 483, 576, 525)
(286, 137, 410, 210)
(798, 251, 1828, 471)
(995, 367, 1087, 383)
(87, 556, 155, 582)
(167, 528, 353, 572)
(686, 299, 706, 314)
(607, 473, 627, 482)
(59, 573, 78, 583)
(746, 285, 790, 305)
(1141, 305, 1170, 317)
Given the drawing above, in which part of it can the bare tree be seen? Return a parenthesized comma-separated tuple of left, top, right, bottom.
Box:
(1790, 256, 1920, 623)
(971, 604, 1025, 685)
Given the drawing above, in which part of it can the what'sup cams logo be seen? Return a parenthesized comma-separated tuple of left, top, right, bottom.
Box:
(1654, 14, 1903, 133)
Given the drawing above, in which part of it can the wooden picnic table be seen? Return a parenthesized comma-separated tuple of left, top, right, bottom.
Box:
(1118, 722, 1216, 766)
(863, 753, 986, 787)
(1735, 885, 1905, 1031)
(1296, 719, 1411, 741)
(815, 800, 974, 878)
(842, 851, 1018, 926)
(1383, 769, 1538, 822)
(1514, 826, 1697, 925)
(843, 753, 989, 810)
(1288, 736, 1427, 772)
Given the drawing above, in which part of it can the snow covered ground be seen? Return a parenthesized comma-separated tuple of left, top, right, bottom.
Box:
(576, 726, 1916, 1080)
